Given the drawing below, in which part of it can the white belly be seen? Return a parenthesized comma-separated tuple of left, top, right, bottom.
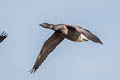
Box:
(76, 34, 88, 42)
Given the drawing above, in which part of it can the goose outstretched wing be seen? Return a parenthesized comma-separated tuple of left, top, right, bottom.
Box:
(31, 32, 64, 73)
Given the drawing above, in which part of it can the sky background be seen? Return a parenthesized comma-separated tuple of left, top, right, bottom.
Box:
(0, 0, 120, 80)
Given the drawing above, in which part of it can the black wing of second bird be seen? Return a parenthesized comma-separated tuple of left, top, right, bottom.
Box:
(31, 32, 64, 73)
(0, 31, 8, 43)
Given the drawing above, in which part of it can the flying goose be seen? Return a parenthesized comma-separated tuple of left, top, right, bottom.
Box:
(31, 23, 103, 73)
(0, 31, 8, 43)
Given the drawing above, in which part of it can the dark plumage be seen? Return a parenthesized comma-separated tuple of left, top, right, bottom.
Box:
(0, 31, 8, 43)
(31, 23, 103, 73)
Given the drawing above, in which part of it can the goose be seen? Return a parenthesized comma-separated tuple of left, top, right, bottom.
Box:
(31, 23, 103, 73)
(0, 31, 8, 43)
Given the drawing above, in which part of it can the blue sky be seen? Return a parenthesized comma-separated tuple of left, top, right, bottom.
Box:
(0, 0, 120, 80)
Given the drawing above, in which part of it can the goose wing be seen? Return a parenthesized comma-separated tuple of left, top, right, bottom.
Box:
(79, 28, 103, 44)
(31, 32, 64, 73)
(65, 24, 103, 44)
